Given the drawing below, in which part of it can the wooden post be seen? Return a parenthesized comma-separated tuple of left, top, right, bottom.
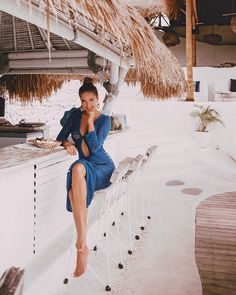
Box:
(192, 0, 198, 66)
(186, 0, 194, 101)
(102, 65, 128, 116)
(192, 15, 196, 66)
(102, 63, 119, 116)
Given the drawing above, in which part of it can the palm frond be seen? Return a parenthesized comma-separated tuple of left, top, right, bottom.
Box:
(190, 105, 224, 132)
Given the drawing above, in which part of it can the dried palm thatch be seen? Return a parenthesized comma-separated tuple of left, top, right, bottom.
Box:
(2, 0, 186, 101)
(70, 0, 186, 99)
(125, 66, 184, 99)
(0, 75, 71, 103)
(0, 73, 104, 103)
(124, 0, 180, 19)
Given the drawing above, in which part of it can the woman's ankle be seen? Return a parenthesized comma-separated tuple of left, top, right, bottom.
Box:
(75, 239, 87, 250)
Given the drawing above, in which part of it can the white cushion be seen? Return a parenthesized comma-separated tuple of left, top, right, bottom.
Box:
(223, 92, 236, 98)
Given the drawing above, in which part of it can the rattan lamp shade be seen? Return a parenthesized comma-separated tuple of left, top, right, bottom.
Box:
(162, 30, 180, 47)
(231, 16, 236, 33)
(203, 34, 223, 45)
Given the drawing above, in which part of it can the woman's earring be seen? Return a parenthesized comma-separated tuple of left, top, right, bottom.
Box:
(96, 103, 100, 109)
(80, 106, 84, 112)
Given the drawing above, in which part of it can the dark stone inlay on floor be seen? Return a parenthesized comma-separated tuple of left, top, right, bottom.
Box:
(181, 188, 203, 195)
(166, 180, 185, 186)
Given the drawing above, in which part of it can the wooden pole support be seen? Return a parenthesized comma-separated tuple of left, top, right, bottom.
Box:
(186, 0, 194, 101)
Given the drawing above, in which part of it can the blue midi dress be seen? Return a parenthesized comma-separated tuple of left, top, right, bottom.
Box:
(56, 107, 115, 212)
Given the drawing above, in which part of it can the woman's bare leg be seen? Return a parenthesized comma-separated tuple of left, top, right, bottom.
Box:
(69, 163, 89, 277)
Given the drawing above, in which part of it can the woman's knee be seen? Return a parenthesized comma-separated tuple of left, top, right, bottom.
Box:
(72, 163, 86, 178)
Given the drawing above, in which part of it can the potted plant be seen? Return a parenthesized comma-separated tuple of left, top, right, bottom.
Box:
(191, 105, 224, 148)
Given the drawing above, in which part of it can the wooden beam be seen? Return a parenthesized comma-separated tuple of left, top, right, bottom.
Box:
(192, 0, 198, 23)
(185, 0, 194, 101)
(0, 53, 10, 75)
(9, 50, 88, 59)
(63, 38, 71, 50)
(192, 0, 197, 66)
(0, 11, 2, 29)
(38, 27, 54, 50)
(0, 0, 131, 69)
(26, 22, 35, 50)
(192, 12, 196, 66)
(12, 16, 17, 51)
(8, 57, 103, 69)
(5, 68, 94, 75)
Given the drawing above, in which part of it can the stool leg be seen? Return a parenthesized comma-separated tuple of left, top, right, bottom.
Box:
(140, 168, 146, 230)
(104, 200, 112, 291)
(63, 229, 77, 284)
(114, 186, 124, 269)
(146, 163, 152, 219)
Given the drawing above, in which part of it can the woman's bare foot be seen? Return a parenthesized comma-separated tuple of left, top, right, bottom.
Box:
(73, 243, 89, 277)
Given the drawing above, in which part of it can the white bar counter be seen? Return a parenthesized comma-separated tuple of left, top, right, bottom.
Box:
(0, 145, 76, 275)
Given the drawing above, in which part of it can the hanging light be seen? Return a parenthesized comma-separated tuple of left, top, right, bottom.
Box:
(204, 34, 223, 44)
(162, 30, 180, 47)
(203, 25, 223, 45)
(231, 15, 236, 33)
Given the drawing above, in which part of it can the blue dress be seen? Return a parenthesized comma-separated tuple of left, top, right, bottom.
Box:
(56, 108, 115, 212)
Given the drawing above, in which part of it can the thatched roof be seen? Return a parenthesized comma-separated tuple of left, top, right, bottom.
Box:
(0, 75, 71, 103)
(0, 11, 100, 75)
(72, 0, 186, 98)
(124, 0, 180, 19)
(0, 0, 186, 100)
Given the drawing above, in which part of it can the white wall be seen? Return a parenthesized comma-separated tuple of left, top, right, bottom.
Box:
(155, 32, 236, 101)
(113, 84, 236, 160)
(182, 67, 236, 101)
(161, 34, 236, 67)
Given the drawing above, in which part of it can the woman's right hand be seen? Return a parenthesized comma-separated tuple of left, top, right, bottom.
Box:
(63, 142, 77, 156)
(66, 145, 77, 156)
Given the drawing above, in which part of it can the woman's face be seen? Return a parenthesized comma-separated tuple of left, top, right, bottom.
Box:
(80, 91, 98, 113)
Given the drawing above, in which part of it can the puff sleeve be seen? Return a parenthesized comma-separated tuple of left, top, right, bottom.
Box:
(56, 111, 74, 141)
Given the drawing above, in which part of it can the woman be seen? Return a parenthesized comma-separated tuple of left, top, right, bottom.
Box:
(57, 78, 115, 277)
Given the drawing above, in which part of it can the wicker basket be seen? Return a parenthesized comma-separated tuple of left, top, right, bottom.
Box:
(28, 138, 62, 149)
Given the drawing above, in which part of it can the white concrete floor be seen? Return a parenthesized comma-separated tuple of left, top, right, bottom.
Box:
(53, 135, 236, 295)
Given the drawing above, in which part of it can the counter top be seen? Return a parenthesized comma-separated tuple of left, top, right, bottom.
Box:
(0, 131, 119, 174)
(0, 145, 75, 173)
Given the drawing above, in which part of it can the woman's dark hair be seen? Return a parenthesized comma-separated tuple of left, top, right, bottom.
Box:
(79, 77, 98, 97)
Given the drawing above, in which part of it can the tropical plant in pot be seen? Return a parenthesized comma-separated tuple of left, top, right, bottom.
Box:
(190, 105, 224, 148)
